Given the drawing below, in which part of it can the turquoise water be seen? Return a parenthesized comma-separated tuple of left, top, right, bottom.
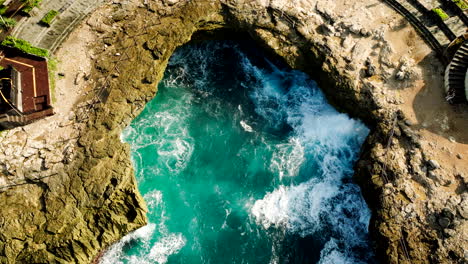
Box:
(101, 41, 375, 264)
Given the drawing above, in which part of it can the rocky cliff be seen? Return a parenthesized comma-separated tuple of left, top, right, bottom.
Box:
(0, 0, 466, 263)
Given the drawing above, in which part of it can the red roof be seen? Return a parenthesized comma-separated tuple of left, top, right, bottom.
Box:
(0, 48, 51, 114)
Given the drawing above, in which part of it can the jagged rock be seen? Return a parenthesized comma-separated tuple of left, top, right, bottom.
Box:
(396, 70, 406, 80)
(438, 217, 451, 228)
(163, 0, 181, 5)
(427, 159, 440, 170)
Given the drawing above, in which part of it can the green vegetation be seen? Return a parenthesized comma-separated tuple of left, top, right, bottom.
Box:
(0, 16, 16, 29)
(1, 36, 49, 57)
(21, 0, 43, 14)
(452, 0, 468, 10)
(0, 5, 7, 15)
(40, 10, 58, 26)
(432, 8, 450, 21)
(0, 66, 4, 71)
(47, 57, 58, 103)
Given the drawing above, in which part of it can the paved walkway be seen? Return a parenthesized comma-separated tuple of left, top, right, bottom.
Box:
(11, 0, 108, 54)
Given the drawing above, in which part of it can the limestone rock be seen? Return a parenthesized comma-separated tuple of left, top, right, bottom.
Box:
(427, 159, 440, 170)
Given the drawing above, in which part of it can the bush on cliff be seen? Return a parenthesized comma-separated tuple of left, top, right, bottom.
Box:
(452, 0, 468, 10)
(21, 0, 43, 14)
(431, 8, 450, 21)
(40, 10, 58, 26)
(1, 36, 49, 57)
(0, 16, 16, 29)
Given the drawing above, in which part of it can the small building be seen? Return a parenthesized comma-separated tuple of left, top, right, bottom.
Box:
(0, 47, 53, 128)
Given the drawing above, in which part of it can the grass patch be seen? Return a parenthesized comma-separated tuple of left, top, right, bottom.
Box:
(432, 8, 450, 21)
(0, 16, 16, 29)
(47, 57, 59, 104)
(452, 0, 468, 10)
(1, 36, 49, 57)
(40, 10, 58, 26)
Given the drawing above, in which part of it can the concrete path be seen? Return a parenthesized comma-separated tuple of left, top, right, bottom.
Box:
(11, 0, 108, 54)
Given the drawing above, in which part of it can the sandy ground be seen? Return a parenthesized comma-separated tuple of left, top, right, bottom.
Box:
(52, 22, 95, 121)
(336, 0, 468, 189)
(337, 1, 468, 184)
(384, 24, 468, 183)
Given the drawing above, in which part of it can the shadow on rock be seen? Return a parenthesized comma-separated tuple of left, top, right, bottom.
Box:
(411, 54, 468, 144)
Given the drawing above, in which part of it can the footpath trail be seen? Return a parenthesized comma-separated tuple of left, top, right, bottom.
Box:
(11, 0, 108, 53)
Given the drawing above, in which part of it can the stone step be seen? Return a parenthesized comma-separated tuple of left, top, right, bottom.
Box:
(449, 72, 466, 78)
(451, 60, 468, 67)
(452, 55, 467, 62)
(449, 76, 466, 81)
(457, 50, 468, 57)
(400, 0, 424, 19)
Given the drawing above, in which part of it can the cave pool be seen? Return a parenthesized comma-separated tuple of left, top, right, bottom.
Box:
(101, 40, 376, 264)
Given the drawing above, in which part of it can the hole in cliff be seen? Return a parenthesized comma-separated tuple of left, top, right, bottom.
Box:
(105, 32, 375, 263)
(110, 178, 118, 187)
(126, 208, 138, 222)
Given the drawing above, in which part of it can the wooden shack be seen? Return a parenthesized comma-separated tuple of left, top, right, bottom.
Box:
(0, 48, 53, 128)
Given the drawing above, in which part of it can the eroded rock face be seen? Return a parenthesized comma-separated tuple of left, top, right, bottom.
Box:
(0, 0, 466, 263)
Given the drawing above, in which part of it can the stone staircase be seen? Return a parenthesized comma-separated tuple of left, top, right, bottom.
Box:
(445, 41, 468, 103)
(12, 0, 108, 53)
(0, 107, 54, 128)
(384, 0, 467, 60)
(0, 112, 26, 127)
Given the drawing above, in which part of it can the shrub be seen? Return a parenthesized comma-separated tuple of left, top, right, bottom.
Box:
(21, 0, 42, 14)
(40, 10, 58, 26)
(1, 36, 49, 57)
(432, 8, 450, 21)
(0, 16, 16, 29)
(452, 0, 468, 10)
(0, 5, 7, 15)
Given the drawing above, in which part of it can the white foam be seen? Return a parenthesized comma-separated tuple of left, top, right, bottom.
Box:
(241, 49, 372, 261)
(100, 224, 156, 264)
(318, 239, 352, 264)
(148, 233, 186, 264)
(269, 137, 305, 180)
(240, 120, 254, 132)
(144, 190, 163, 210)
(251, 179, 339, 234)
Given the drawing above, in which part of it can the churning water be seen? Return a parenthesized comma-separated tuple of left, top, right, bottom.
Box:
(101, 40, 375, 264)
